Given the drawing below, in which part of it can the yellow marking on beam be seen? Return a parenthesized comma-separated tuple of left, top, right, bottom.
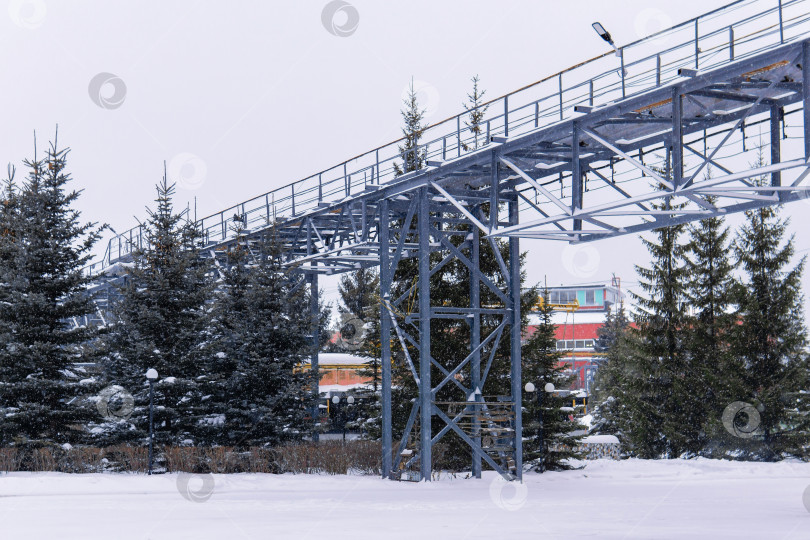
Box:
(535, 297, 579, 312)
(634, 97, 672, 114)
(742, 60, 789, 80)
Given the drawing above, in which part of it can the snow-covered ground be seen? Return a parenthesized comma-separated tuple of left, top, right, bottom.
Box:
(2, 459, 809, 539)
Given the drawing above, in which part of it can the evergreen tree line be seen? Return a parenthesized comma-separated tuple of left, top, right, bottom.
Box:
(591, 164, 809, 460)
(0, 141, 322, 453)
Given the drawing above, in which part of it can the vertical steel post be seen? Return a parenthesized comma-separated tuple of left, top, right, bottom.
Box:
(504, 95, 510, 137)
(729, 26, 735, 61)
(672, 87, 683, 187)
(380, 198, 393, 479)
(558, 74, 564, 120)
(418, 187, 432, 481)
(490, 152, 499, 227)
(620, 50, 626, 98)
(804, 41, 810, 160)
(694, 19, 700, 69)
(656, 55, 661, 87)
(307, 223, 320, 443)
(771, 104, 782, 188)
(778, 0, 784, 44)
(508, 193, 523, 481)
(537, 388, 544, 473)
(148, 380, 154, 475)
(361, 200, 368, 241)
(572, 122, 582, 233)
(457, 116, 462, 157)
(470, 220, 482, 479)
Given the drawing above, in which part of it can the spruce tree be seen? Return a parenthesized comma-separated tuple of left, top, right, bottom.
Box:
(203, 229, 314, 448)
(684, 192, 740, 456)
(393, 79, 427, 177)
(731, 173, 808, 459)
(594, 302, 630, 354)
(624, 194, 691, 458)
(590, 302, 632, 437)
(522, 289, 584, 471)
(97, 174, 211, 448)
(0, 137, 103, 449)
(462, 75, 489, 151)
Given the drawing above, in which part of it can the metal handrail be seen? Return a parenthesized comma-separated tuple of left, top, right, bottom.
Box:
(84, 0, 810, 277)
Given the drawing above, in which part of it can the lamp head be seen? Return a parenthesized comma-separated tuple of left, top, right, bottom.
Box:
(145, 368, 158, 381)
(592, 22, 613, 44)
(524, 382, 536, 393)
(332, 395, 340, 404)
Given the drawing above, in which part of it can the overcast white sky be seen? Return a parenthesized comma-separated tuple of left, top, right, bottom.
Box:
(2, 0, 809, 320)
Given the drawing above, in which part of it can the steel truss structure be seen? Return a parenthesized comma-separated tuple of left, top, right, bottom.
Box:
(81, 0, 810, 480)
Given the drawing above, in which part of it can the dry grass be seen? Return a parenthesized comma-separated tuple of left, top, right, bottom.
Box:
(0, 441, 383, 475)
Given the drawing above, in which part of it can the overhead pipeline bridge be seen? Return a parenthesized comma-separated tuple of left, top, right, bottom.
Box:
(81, 0, 810, 481)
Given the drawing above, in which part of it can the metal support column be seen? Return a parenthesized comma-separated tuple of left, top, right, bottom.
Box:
(307, 222, 320, 443)
(309, 266, 320, 443)
(802, 41, 810, 160)
(508, 192, 523, 481)
(572, 122, 582, 233)
(418, 187, 432, 481)
(771, 104, 782, 188)
(672, 87, 683, 187)
(490, 151, 499, 219)
(380, 198, 393, 478)
(470, 219, 482, 479)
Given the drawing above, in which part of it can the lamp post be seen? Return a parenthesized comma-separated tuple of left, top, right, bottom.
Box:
(592, 22, 620, 57)
(331, 395, 355, 441)
(525, 381, 555, 473)
(146, 368, 158, 475)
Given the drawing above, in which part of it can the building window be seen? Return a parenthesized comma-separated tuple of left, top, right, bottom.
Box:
(585, 289, 595, 305)
(556, 339, 595, 350)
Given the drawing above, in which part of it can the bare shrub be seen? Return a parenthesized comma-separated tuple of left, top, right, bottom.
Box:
(0, 440, 386, 475)
(103, 444, 148, 473)
(0, 447, 19, 472)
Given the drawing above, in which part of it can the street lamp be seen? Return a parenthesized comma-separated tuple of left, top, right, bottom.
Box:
(592, 22, 621, 57)
(146, 368, 158, 475)
(331, 395, 355, 441)
(525, 381, 555, 473)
